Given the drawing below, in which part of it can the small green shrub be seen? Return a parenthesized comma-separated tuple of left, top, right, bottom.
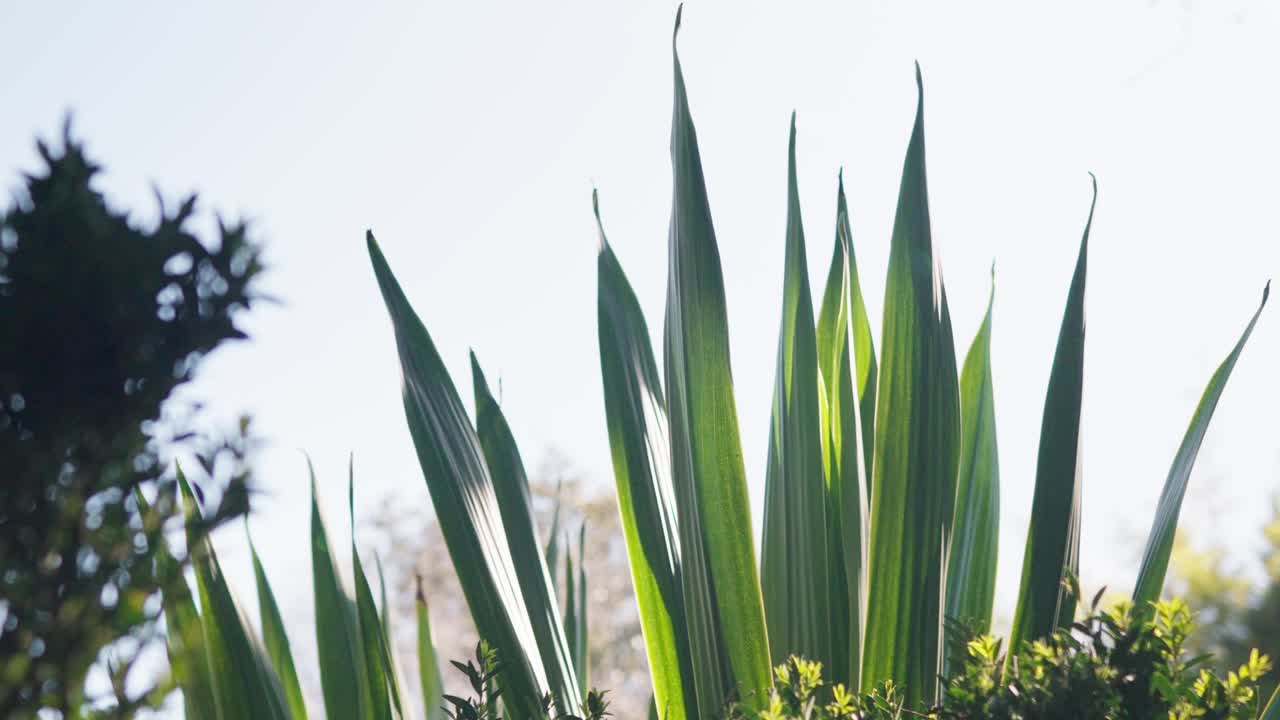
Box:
(943, 596, 1272, 720)
(712, 596, 1273, 719)
(442, 642, 613, 720)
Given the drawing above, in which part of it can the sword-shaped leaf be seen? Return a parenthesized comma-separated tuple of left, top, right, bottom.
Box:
(416, 576, 447, 720)
(761, 113, 830, 670)
(816, 171, 871, 687)
(310, 464, 374, 720)
(663, 6, 771, 710)
(577, 526, 589, 691)
(349, 467, 405, 720)
(861, 65, 961, 708)
(836, 173, 878, 495)
(471, 354, 585, 714)
(1132, 283, 1268, 607)
(367, 232, 554, 716)
(250, 533, 308, 720)
(596, 190, 698, 720)
(945, 270, 1000, 671)
(1009, 177, 1095, 654)
(179, 475, 292, 720)
(139, 486, 217, 720)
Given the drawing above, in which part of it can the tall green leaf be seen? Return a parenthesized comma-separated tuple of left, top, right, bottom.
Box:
(309, 464, 374, 720)
(416, 576, 446, 720)
(545, 481, 564, 579)
(663, 6, 771, 710)
(835, 171, 878, 495)
(945, 270, 1000, 663)
(816, 171, 871, 687)
(575, 524, 589, 692)
(140, 485, 216, 720)
(861, 65, 961, 708)
(563, 529, 582, 696)
(761, 113, 830, 670)
(596, 190, 697, 720)
(471, 354, 584, 714)
(377, 556, 412, 719)
(1131, 283, 1268, 607)
(367, 231, 553, 716)
(250, 533, 308, 720)
(350, 468, 405, 720)
(1008, 177, 1096, 655)
(179, 475, 292, 720)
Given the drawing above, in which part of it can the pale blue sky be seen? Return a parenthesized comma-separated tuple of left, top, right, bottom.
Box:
(3, 0, 1278, 708)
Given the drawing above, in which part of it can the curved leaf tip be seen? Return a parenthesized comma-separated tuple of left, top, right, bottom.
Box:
(673, 4, 684, 43)
(592, 189, 608, 252)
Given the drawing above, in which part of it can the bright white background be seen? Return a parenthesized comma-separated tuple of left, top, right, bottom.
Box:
(2, 0, 1277, 702)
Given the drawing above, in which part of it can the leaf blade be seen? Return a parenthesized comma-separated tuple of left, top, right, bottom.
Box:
(471, 355, 585, 713)
(945, 272, 1000, 673)
(761, 113, 830, 670)
(367, 232, 553, 716)
(815, 172, 871, 688)
(1131, 283, 1268, 607)
(250, 533, 308, 720)
(663, 7, 772, 710)
(860, 66, 961, 707)
(1008, 177, 1095, 654)
(309, 464, 373, 720)
(596, 193, 698, 720)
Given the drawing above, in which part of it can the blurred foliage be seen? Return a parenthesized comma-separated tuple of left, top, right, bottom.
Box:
(0, 123, 262, 717)
(1170, 495, 1280, 703)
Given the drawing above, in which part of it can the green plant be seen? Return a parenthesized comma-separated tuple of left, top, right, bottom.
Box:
(363, 7, 1269, 718)
(716, 598, 1275, 720)
(0, 124, 260, 718)
(161, 463, 423, 720)
(724, 656, 913, 720)
(941, 595, 1273, 719)
(441, 642, 612, 720)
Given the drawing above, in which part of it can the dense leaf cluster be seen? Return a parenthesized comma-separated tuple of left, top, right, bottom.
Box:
(709, 597, 1273, 720)
(0, 124, 261, 717)
(942, 597, 1271, 720)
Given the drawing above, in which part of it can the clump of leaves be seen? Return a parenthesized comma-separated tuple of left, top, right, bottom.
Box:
(0, 122, 261, 717)
(941, 592, 1273, 719)
(720, 656, 918, 720)
(442, 642, 612, 720)
(715, 594, 1272, 720)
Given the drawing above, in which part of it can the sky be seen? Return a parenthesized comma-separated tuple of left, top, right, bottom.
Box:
(2, 0, 1278, 706)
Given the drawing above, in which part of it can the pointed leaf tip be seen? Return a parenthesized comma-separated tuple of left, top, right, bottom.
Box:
(1263, 280, 1271, 305)
(673, 4, 684, 43)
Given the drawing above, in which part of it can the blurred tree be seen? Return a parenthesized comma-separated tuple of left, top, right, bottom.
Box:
(369, 450, 650, 718)
(0, 123, 262, 718)
(1168, 494, 1280, 702)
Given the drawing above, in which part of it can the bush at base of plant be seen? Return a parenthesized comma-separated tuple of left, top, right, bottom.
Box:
(711, 596, 1273, 720)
